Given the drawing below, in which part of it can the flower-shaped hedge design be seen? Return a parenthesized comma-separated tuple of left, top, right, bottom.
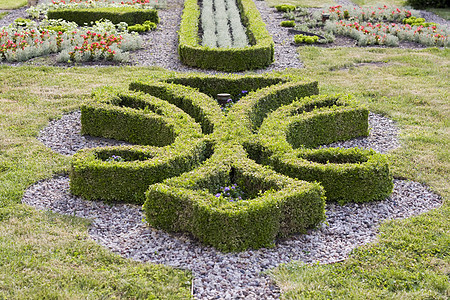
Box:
(70, 73, 393, 251)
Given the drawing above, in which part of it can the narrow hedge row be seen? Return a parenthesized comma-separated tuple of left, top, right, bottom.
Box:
(47, 7, 159, 26)
(255, 94, 393, 203)
(177, 0, 274, 71)
(70, 87, 211, 204)
(129, 80, 224, 134)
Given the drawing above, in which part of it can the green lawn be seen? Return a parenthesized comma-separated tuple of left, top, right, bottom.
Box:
(0, 66, 193, 299)
(0, 47, 448, 298)
(0, 0, 27, 10)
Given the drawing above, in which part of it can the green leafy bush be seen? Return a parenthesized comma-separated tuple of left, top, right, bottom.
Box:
(294, 34, 319, 44)
(280, 20, 295, 27)
(70, 87, 211, 203)
(177, 0, 274, 71)
(128, 20, 156, 32)
(144, 145, 326, 252)
(275, 4, 296, 12)
(255, 94, 393, 203)
(47, 7, 159, 26)
(402, 16, 436, 27)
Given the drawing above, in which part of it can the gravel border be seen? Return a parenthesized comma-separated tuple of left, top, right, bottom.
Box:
(28, 109, 443, 299)
(23, 177, 442, 299)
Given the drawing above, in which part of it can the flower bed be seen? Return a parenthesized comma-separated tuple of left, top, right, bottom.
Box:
(278, 4, 449, 47)
(71, 72, 393, 251)
(0, 19, 142, 62)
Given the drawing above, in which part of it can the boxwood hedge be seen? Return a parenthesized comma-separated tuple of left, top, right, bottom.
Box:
(71, 73, 393, 251)
(47, 7, 159, 26)
(70, 87, 211, 203)
(178, 0, 274, 71)
(254, 94, 393, 203)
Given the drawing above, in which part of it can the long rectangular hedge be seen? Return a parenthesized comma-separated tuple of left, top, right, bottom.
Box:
(47, 7, 159, 26)
(178, 0, 274, 71)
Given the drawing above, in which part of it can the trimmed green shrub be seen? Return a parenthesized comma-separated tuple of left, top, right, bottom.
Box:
(275, 4, 296, 12)
(128, 20, 157, 33)
(294, 34, 319, 44)
(255, 94, 393, 203)
(280, 20, 295, 27)
(405, 0, 449, 9)
(144, 144, 326, 252)
(402, 16, 436, 27)
(70, 87, 211, 203)
(71, 73, 393, 251)
(177, 0, 274, 71)
(47, 7, 159, 26)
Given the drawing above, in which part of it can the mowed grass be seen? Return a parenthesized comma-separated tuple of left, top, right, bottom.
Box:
(0, 66, 193, 299)
(0, 42, 449, 300)
(270, 46, 449, 299)
(0, 0, 27, 10)
(428, 8, 450, 20)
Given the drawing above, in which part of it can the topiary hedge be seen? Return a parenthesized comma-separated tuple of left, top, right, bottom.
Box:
(71, 73, 393, 251)
(47, 7, 159, 26)
(254, 94, 393, 203)
(178, 0, 274, 71)
(144, 144, 326, 252)
(70, 87, 211, 204)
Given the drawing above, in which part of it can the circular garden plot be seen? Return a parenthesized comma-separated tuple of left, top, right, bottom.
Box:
(66, 73, 394, 251)
(26, 72, 443, 299)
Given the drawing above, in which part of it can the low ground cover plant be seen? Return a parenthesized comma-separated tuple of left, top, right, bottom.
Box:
(201, 0, 249, 48)
(127, 20, 156, 32)
(280, 20, 295, 27)
(0, 19, 142, 62)
(294, 34, 319, 44)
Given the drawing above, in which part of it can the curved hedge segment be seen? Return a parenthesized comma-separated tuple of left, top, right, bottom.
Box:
(71, 73, 393, 251)
(256, 94, 393, 203)
(178, 0, 274, 71)
(70, 87, 210, 203)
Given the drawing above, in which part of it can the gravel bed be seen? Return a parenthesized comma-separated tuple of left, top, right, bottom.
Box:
(37, 110, 131, 156)
(38, 110, 399, 156)
(321, 112, 401, 154)
(23, 177, 442, 299)
(29, 109, 443, 299)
